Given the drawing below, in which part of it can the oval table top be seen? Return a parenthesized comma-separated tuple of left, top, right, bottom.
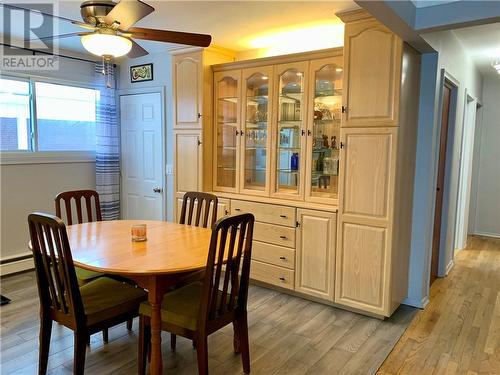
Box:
(66, 220, 213, 276)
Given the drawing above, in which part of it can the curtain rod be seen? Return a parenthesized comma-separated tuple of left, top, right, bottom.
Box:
(1, 42, 99, 64)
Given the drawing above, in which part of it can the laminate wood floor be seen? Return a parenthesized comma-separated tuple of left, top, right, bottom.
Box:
(1, 271, 415, 374)
(379, 235, 500, 375)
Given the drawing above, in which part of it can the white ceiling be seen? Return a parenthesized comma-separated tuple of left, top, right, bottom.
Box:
(1, 1, 357, 59)
(453, 22, 500, 77)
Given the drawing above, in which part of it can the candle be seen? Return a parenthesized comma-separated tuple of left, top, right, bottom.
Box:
(131, 224, 147, 242)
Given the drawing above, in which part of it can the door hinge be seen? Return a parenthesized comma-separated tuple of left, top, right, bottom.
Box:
(296, 221, 300, 228)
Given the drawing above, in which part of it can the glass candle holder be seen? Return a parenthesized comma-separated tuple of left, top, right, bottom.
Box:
(131, 224, 147, 242)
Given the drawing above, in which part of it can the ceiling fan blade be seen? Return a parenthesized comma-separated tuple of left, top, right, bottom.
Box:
(128, 27, 212, 47)
(127, 39, 149, 58)
(104, 0, 154, 31)
(25, 32, 92, 42)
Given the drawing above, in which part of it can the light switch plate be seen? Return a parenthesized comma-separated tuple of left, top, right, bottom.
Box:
(166, 164, 173, 175)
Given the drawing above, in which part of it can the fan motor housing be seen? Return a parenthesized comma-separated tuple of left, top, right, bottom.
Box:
(80, 0, 116, 25)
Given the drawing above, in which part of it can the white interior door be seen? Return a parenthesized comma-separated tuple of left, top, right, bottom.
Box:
(120, 92, 164, 220)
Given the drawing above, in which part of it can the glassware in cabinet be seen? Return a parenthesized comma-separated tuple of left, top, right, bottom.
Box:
(307, 58, 343, 201)
(241, 68, 272, 193)
(214, 71, 241, 191)
(274, 62, 308, 198)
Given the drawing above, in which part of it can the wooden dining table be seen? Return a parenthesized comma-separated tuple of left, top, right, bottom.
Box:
(66, 219, 213, 375)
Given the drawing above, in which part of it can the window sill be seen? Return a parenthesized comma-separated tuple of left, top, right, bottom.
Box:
(0, 151, 96, 165)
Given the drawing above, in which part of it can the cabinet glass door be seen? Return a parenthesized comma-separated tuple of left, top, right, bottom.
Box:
(241, 69, 271, 194)
(275, 63, 307, 197)
(308, 59, 342, 200)
(214, 71, 240, 191)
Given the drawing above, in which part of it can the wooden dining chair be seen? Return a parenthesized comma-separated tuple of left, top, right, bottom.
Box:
(179, 191, 219, 228)
(138, 213, 255, 375)
(55, 190, 105, 286)
(55, 189, 133, 340)
(28, 212, 148, 375)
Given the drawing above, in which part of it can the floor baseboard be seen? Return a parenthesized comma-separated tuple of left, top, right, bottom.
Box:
(0, 257, 34, 276)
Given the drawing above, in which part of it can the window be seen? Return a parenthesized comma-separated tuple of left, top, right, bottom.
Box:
(35, 82, 98, 151)
(0, 78, 31, 151)
(0, 76, 99, 152)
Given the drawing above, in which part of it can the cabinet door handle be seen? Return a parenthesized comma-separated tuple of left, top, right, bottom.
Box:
(279, 256, 286, 260)
(342, 106, 347, 113)
(279, 215, 287, 218)
(301, 130, 305, 136)
(279, 277, 286, 281)
(280, 235, 287, 239)
(234, 208, 241, 211)
(197, 138, 202, 146)
(307, 130, 312, 136)
(197, 112, 202, 119)
(340, 142, 344, 149)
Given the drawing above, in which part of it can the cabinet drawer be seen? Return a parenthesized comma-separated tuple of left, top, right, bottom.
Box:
(231, 200, 296, 227)
(252, 241, 295, 269)
(250, 260, 294, 290)
(254, 222, 295, 248)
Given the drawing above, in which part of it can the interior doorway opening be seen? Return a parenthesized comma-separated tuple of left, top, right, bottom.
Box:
(430, 75, 458, 286)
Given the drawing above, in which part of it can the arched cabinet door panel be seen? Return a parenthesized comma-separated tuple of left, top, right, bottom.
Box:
(174, 52, 202, 128)
(213, 70, 242, 193)
(342, 20, 402, 127)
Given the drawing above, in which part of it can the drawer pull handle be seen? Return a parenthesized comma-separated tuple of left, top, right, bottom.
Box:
(279, 215, 287, 218)
(234, 208, 241, 211)
(279, 256, 286, 260)
(279, 277, 286, 281)
(280, 235, 287, 239)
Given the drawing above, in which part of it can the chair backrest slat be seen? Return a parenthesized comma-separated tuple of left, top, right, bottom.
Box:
(28, 213, 85, 326)
(55, 190, 102, 225)
(179, 192, 219, 229)
(198, 213, 254, 329)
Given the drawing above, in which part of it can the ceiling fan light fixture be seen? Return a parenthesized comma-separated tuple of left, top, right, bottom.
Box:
(81, 33, 132, 57)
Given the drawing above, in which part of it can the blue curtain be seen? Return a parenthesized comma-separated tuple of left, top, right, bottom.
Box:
(95, 63, 120, 220)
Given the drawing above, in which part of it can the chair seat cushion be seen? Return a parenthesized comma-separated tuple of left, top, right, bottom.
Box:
(75, 266, 105, 286)
(140, 282, 203, 331)
(81, 277, 147, 326)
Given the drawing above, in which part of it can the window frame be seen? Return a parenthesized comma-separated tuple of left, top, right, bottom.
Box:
(0, 73, 99, 165)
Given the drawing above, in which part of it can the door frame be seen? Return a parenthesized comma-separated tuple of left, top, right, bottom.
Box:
(430, 69, 459, 284)
(117, 86, 167, 220)
(454, 90, 481, 252)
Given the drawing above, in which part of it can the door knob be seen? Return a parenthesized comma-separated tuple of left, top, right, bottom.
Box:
(153, 187, 163, 193)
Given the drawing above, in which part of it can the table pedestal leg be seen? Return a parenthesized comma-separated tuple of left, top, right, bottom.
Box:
(149, 293, 163, 375)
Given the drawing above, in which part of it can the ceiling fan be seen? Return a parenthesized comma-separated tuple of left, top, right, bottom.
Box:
(7, 0, 212, 59)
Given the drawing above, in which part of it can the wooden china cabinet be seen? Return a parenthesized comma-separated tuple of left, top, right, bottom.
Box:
(172, 9, 421, 318)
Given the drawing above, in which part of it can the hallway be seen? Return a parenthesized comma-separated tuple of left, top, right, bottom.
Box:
(379, 236, 500, 374)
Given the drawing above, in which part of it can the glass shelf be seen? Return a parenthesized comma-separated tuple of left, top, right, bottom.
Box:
(314, 89, 342, 97)
(218, 97, 238, 103)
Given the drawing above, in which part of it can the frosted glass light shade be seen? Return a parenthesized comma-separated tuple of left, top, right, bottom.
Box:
(81, 33, 132, 57)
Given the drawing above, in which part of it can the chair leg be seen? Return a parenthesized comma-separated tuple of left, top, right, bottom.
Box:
(127, 319, 133, 331)
(195, 336, 208, 375)
(38, 314, 52, 375)
(233, 320, 241, 354)
(138, 316, 149, 375)
(74, 332, 87, 375)
(102, 328, 109, 343)
(171, 334, 176, 351)
(237, 315, 250, 374)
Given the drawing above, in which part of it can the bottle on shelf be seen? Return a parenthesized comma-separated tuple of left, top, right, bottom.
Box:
(291, 153, 299, 171)
(317, 152, 325, 172)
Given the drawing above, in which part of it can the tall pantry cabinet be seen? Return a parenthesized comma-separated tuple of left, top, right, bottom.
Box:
(172, 47, 235, 217)
(335, 9, 421, 316)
